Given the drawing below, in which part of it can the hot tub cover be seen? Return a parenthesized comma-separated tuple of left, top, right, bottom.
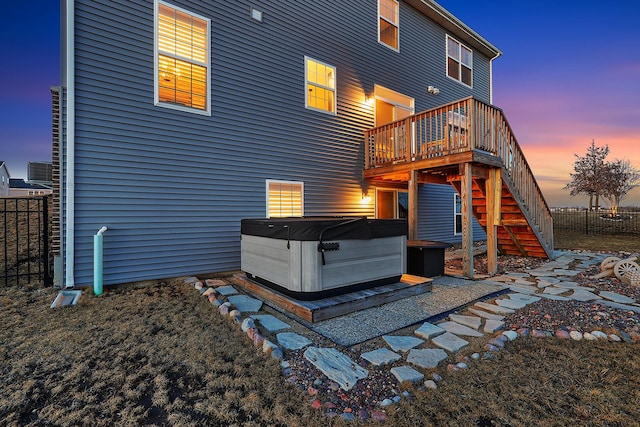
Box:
(241, 217, 407, 241)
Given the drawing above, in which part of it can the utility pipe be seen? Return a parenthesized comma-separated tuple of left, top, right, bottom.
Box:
(93, 226, 108, 296)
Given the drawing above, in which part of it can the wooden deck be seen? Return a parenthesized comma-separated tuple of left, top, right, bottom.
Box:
(363, 97, 554, 277)
(229, 273, 432, 323)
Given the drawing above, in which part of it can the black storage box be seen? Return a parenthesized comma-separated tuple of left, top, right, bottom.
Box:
(406, 240, 452, 277)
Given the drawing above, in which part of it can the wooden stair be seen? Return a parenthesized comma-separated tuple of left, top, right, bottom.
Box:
(449, 172, 551, 258)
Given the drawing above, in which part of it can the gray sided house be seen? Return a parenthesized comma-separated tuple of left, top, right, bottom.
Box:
(56, 0, 553, 288)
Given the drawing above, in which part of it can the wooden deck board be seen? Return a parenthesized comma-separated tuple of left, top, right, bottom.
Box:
(230, 274, 432, 323)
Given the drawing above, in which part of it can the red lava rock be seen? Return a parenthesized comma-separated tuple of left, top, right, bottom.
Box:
(371, 411, 387, 421)
(311, 399, 322, 410)
(555, 330, 570, 339)
(253, 333, 265, 347)
(344, 407, 353, 413)
(447, 363, 459, 372)
(532, 329, 547, 338)
(517, 328, 530, 336)
(543, 314, 552, 320)
(246, 327, 257, 340)
(308, 387, 318, 396)
(357, 409, 370, 419)
(324, 401, 337, 409)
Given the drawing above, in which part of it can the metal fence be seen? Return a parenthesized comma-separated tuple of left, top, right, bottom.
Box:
(551, 208, 640, 236)
(1, 196, 51, 286)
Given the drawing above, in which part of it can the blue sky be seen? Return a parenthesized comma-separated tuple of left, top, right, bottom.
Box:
(1, 1, 639, 206)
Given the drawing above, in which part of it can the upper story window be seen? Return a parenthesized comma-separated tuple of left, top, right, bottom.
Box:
(378, 0, 399, 51)
(266, 180, 304, 218)
(305, 57, 336, 115)
(447, 35, 473, 87)
(155, 1, 210, 115)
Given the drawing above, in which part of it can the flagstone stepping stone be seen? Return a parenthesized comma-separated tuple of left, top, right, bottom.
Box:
(553, 269, 580, 276)
(538, 293, 570, 301)
(484, 319, 505, 333)
(508, 293, 541, 304)
(361, 348, 401, 366)
(508, 285, 538, 295)
(304, 347, 368, 391)
(449, 314, 482, 329)
(468, 308, 504, 321)
(596, 300, 640, 313)
(414, 323, 445, 340)
(390, 366, 424, 384)
(505, 272, 531, 278)
(215, 285, 238, 296)
(431, 332, 469, 352)
(407, 348, 448, 369)
(553, 283, 594, 291)
(502, 330, 518, 341)
(568, 289, 600, 302)
(598, 291, 635, 304)
(227, 295, 263, 312)
(277, 332, 312, 350)
(536, 277, 560, 284)
(474, 301, 515, 314)
(383, 335, 424, 352)
(251, 315, 290, 333)
(543, 286, 568, 295)
(495, 299, 527, 310)
(438, 321, 484, 337)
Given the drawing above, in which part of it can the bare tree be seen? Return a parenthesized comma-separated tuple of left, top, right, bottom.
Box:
(602, 159, 640, 214)
(564, 140, 609, 210)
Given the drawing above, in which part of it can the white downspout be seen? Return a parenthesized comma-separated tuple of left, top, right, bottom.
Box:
(64, 0, 76, 288)
(489, 51, 502, 105)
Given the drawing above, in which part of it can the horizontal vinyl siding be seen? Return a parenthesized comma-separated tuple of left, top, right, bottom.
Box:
(68, 0, 495, 285)
(417, 184, 486, 244)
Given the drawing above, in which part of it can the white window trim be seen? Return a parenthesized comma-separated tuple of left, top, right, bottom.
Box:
(378, 0, 400, 52)
(304, 56, 337, 115)
(454, 193, 462, 235)
(266, 179, 304, 218)
(446, 35, 473, 88)
(154, 0, 211, 116)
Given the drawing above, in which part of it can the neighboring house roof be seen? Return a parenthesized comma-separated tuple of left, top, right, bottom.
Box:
(0, 161, 9, 176)
(406, 0, 502, 59)
(9, 178, 50, 190)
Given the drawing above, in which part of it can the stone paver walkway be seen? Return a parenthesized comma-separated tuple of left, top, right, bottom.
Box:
(186, 250, 639, 421)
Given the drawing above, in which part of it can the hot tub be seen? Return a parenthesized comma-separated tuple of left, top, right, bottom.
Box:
(241, 217, 407, 300)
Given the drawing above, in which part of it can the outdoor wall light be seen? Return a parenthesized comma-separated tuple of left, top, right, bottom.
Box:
(428, 86, 440, 95)
(362, 191, 371, 204)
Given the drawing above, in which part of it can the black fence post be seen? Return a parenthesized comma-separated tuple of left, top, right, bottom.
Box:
(585, 209, 588, 235)
(43, 196, 51, 286)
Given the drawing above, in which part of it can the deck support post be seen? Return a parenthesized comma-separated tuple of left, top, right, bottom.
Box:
(461, 163, 474, 278)
(485, 168, 501, 275)
(408, 169, 418, 241)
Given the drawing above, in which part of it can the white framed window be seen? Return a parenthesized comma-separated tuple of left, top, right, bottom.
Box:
(378, 0, 399, 51)
(155, 1, 211, 115)
(266, 180, 304, 218)
(454, 194, 462, 235)
(305, 57, 336, 114)
(446, 35, 473, 87)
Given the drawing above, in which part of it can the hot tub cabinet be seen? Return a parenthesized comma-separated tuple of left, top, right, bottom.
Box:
(241, 218, 407, 300)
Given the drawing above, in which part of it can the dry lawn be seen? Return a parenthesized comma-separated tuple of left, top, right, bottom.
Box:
(1, 224, 640, 426)
(1, 282, 639, 426)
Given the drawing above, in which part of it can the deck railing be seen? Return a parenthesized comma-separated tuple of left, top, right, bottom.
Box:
(364, 97, 553, 251)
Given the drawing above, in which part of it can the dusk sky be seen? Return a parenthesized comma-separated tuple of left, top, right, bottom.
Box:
(1, 1, 638, 207)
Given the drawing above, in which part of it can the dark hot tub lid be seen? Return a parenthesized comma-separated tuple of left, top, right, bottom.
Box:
(241, 217, 407, 241)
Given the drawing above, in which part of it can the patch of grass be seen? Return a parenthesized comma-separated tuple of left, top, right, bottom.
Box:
(554, 230, 640, 253)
